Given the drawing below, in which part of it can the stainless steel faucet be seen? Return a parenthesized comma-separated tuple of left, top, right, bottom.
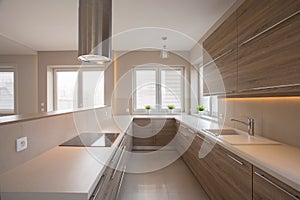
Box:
(230, 117, 255, 136)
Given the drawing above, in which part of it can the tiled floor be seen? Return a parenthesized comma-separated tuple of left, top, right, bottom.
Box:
(118, 158, 209, 200)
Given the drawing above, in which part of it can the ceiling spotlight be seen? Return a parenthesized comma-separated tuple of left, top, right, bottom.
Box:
(160, 36, 168, 59)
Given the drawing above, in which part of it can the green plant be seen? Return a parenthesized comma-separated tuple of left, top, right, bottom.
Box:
(167, 105, 175, 110)
(197, 105, 205, 111)
(145, 105, 151, 110)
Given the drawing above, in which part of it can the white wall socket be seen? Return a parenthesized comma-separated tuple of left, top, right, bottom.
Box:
(16, 137, 28, 152)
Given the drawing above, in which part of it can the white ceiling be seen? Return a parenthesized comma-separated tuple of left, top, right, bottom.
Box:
(0, 0, 236, 54)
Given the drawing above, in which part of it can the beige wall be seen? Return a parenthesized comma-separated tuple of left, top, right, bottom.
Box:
(220, 97, 300, 148)
(0, 55, 38, 115)
(112, 51, 191, 115)
(0, 106, 116, 174)
(37, 51, 81, 112)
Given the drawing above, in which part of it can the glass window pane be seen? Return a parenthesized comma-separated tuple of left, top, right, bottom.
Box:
(211, 96, 218, 117)
(56, 71, 78, 110)
(161, 69, 182, 109)
(82, 70, 104, 108)
(0, 72, 14, 113)
(135, 70, 156, 109)
(200, 96, 211, 114)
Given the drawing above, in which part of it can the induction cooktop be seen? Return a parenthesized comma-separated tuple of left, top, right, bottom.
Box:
(59, 133, 120, 147)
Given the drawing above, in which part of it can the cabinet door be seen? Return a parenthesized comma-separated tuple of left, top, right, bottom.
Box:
(203, 11, 237, 60)
(154, 119, 177, 146)
(210, 144, 252, 200)
(253, 167, 300, 200)
(182, 134, 219, 199)
(237, 0, 300, 93)
(237, 0, 300, 45)
(203, 50, 237, 95)
(132, 118, 155, 146)
(202, 11, 238, 95)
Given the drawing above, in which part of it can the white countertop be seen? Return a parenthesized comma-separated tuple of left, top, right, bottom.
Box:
(0, 132, 125, 200)
(173, 115, 300, 192)
(1, 114, 300, 200)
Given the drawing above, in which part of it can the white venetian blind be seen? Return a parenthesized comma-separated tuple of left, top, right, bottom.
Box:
(161, 69, 182, 109)
(135, 70, 156, 109)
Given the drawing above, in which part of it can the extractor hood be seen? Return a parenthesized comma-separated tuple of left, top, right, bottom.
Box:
(78, 0, 112, 64)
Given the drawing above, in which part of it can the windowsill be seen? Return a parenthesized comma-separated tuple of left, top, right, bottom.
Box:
(191, 113, 220, 123)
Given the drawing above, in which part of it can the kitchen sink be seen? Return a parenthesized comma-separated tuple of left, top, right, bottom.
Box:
(202, 128, 241, 136)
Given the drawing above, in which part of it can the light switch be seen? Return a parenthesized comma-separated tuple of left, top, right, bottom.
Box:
(16, 137, 28, 152)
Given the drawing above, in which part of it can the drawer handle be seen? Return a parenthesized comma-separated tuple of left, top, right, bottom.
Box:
(181, 131, 188, 137)
(196, 134, 213, 145)
(90, 174, 105, 200)
(239, 9, 300, 47)
(187, 128, 195, 134)
(111, 136, 127, 164)
(111, 146, 126, 180)
(202, 49, 233, 68)
(115, 166, 126, 200)
(223, 152, 244, 166)
(254, 171, 300, 200)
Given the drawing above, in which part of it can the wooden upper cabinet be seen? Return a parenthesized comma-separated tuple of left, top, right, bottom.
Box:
(253, 166, 300, 200)
(237, 0, 300, 45)
(202, 11, 238, 95)
(237, 0, 300, 94)
(203, 50, 237, 95)
(203, 11, 237, 60)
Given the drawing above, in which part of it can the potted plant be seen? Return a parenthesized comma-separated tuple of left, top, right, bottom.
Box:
(197, 105, 205, 114)
(167, 105, 175, 114)
(145, 105, 151, 114)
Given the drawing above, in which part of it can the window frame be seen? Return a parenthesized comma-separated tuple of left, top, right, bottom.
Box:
(199, 65, 218, 118)
(0, 66, 17, 115)
(133, 65, 184, 114)
(53, 66, 105, 111)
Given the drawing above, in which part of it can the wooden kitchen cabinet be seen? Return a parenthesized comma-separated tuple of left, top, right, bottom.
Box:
(236, 0, 300, 95)
(203, 11, 237, 61)
(202, 11, 238, 95)
(237, 0, 300, 45)
(132, 118, 177, 147)
(91, 133, 132, 200)
(253, 166, 300, 200)
(211, 144, 252, 200)
(201, 0, 300, 97)
(183, 132, 252, 200)
(203, 50, 237, 95)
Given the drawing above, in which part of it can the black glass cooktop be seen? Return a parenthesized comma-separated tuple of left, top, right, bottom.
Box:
(59, 133, 120, 147)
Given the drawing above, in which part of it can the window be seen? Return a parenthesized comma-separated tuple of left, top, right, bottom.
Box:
(199, 66, 218, 117)
(0, 68, 16, 115)
(133, 66, 184, 112)
(54, 68, 104, 111)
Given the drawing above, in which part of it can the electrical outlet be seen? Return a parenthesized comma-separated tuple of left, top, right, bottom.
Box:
(16, 137, 28, 152)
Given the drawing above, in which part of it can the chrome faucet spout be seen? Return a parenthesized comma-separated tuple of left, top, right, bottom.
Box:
(230, 117, 254, 136)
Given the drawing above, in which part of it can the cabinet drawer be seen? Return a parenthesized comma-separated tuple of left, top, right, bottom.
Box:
(133, 136, 155, 146)
(253, 167, 300, 200)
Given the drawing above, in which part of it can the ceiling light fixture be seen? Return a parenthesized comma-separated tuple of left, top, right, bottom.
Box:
(160, 36, 168, 59)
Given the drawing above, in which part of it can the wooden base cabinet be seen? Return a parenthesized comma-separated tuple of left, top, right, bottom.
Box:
(90, 133, 132, 200)
(253, 167, 300, 200)
(132, 118, 177, 147)
(183, 133, 252, 200)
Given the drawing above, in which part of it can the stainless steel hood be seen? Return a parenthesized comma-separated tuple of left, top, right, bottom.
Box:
(78, 0, 112, 64)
